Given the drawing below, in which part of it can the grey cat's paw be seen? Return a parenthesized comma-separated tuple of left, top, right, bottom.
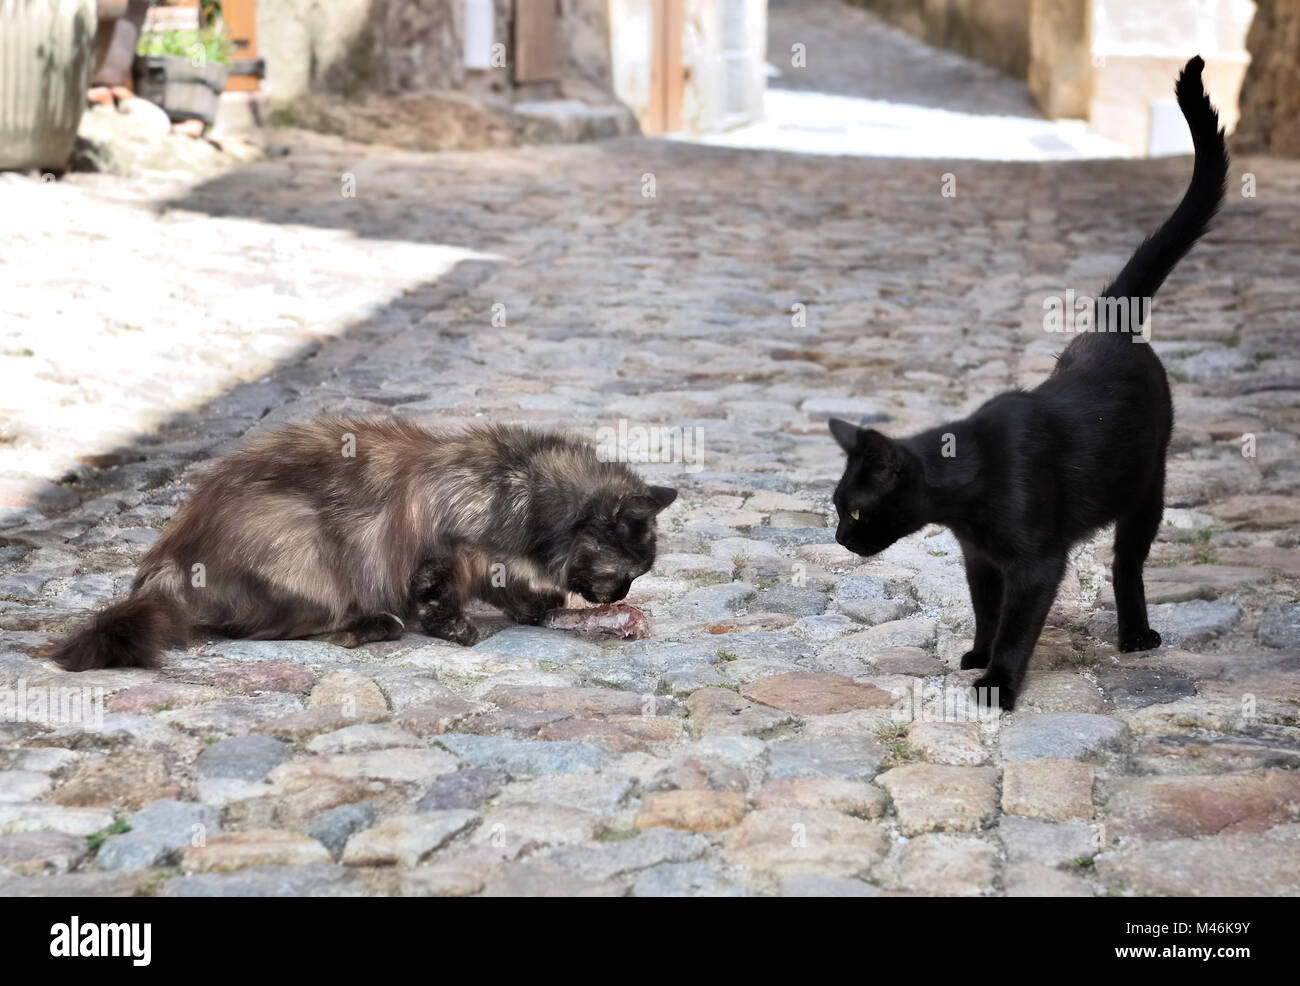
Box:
(424, 614, 479, 647)
(327, 612, 405, 648)
(508, 591, 567, 626)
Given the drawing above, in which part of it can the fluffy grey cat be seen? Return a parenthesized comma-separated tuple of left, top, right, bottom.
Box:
(48, 418, 676, 670)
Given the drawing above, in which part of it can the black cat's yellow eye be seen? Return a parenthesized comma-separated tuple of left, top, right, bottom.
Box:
(849, 509, 860, 521)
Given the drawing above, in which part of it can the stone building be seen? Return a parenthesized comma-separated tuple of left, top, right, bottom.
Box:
(255, 0, 619, 102)
(850, 0, 1297, 158)
(226, 0, 766, 137)
(1235, 0, 1300, 156)
(609, 0, 767, 134)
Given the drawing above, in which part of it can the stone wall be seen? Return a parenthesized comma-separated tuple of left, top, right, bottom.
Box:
(682, 0, 767, 134)
(1235, 0, 1300, 156)
(610, 0, 767, 135)
(257, 0, 447, 99)
(848, 0, 1031, 78)
(850, 0, 1261, 158)
(1027, 0, 1089, 119)
(259, 0, 616, 102)
(561, 0, 617, 91)
(1087, 0, 1252, 156)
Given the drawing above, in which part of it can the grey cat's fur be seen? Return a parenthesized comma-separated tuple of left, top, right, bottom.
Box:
(47, 418, 676, 669)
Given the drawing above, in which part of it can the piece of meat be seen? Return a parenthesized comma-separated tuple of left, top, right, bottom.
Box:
(544, 603, 651, 639)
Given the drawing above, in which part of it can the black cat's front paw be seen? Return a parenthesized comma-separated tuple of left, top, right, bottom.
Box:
(960, 649, 990, 670)
(1118, 627, 1162, 653)
(423, 614, 479, 647)
(972, 669, 1016, 712)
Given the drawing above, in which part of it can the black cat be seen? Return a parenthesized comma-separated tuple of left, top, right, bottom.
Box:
(828, 57, 1228, 710)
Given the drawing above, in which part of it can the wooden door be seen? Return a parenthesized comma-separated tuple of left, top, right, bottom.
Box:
(222, 0, 259, 92)
(650, 0, 684, 134)
(514, 0, 562, 84)
(643, 0, 683, 135)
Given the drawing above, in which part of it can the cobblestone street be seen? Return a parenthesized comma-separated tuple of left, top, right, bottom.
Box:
(2, 12, 1300, 896)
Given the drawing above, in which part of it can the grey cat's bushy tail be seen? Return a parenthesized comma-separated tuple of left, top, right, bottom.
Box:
(44, 592, 187, 671)
(1099, 55, 1229, 305)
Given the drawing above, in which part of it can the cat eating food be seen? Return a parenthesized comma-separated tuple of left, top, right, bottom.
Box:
(47, 418, 675, 670)
(828, 57, 1228, 710)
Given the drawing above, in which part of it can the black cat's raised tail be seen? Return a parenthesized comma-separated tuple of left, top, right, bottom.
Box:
(1099, 56, 1229, 304)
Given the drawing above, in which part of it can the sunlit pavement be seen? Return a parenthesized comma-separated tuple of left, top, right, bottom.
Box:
(684, 87, 1133, 160)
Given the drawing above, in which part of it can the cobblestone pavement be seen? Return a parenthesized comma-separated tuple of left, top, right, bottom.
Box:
(2, 99, 1300, 895)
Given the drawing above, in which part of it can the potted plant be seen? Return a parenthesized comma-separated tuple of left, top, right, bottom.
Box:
(0, 0, 98, 172)
(133, 0, 231, 127)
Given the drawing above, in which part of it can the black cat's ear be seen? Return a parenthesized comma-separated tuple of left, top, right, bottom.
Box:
(858, 429, 903, 479)
(858, 429, 897, 461)
(647, 485, 678, 512)
(829, 418, 860, 453)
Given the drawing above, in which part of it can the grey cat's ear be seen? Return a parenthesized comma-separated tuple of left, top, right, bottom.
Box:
(647, 485, 678, 511)
(829, 418, 860, 453)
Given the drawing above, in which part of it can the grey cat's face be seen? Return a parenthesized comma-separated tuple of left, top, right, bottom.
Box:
(566, 485, 676, 603)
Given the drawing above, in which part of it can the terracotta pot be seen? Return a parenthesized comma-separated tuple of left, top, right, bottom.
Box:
(0, 0, 98, 172)
(92, 0, 150, 87)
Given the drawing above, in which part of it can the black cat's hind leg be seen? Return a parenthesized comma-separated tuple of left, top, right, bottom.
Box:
(973, 555, 1067, 711)
(1113, 476, 1164, 653)
(410, 552, 479, 646)
(958, 541, 1003, 670)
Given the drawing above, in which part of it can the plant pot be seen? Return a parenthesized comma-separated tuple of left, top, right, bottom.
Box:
(0, 0, 98, 172)
(92, 0, 150, 88)
(133, 54, 229, 126)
